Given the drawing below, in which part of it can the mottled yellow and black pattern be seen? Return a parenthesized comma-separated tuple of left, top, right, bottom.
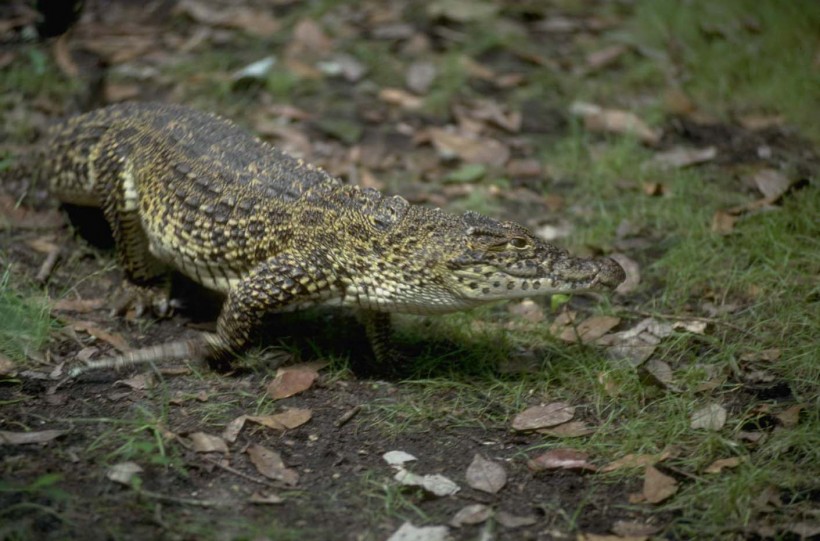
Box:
(41, 103, 625, 375)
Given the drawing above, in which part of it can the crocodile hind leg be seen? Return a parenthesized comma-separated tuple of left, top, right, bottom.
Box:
(69, 253, 338, 377)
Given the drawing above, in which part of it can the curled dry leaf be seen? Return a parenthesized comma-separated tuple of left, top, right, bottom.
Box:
(450, 504, 492, 527)
(512, 402, 575, 431)
(527, 448, 596, 472)
(0, 429, 67, 445)
(189, 432, 228, 454)
(641, 465, 678, 504)
(267, 363, 323, 400)
(465, 454, 507, 494)
(690, 403, 727, 431)
(704, 456, 743, 474)
(569, 101, 660, 145)
(247, 443, 299, 486)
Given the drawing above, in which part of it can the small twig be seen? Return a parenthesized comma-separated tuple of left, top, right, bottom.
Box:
(35, 246, 61, 283)
(203, 456, 281, 490)
(335, 405, 362, 428)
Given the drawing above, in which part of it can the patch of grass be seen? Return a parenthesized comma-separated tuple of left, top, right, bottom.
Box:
(83, 403, 183, 469)
(0, 267, 55, 364)
(628, 0, 820, 141)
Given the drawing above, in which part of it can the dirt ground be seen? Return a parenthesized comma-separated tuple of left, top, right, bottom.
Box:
(1, 1, 818, 540)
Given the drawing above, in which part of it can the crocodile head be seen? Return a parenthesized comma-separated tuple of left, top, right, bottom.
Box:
(440, 211, 625, 303)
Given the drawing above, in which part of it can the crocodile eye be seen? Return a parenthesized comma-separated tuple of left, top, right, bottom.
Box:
(508, 237, 528, 249)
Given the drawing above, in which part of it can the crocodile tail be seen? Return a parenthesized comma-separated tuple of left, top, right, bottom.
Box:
(67, 333, 223, 377)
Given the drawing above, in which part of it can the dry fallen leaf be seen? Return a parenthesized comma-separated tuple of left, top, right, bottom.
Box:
(71, 320, 130, 352)
(450, 504, 492, 527)
(538, 420, 595, 438)
(704, 456, 743, 474)
(406, 60, 436, 94)
(650, 146, 717, 169)
(465, 454, 507, 494)
(174, 0, 280, 37)
(106, 461, 143, 486)
(690, 403, 727, 431)
(775, 404, 804, 427)
(640, 465, 678, 504)
(569, 102, 660, 145)
(222, 415, 247, 443)
(248, 491, 284, 505)
(0, 429, 67, 445)
(512, 402, 576, 431)
(577, 534, 648, 541)
(267, 363, 323, 400)
(115, 372, 155, 390)
(495, 511, 538, 528)
(379, 88, 424, 110)
(584, 44, 629, 72)
(386, 522, 451, 541)
(394, 469, 461, 497)
(507, 299, 544, 323)
(247, 408, 313, 430)
(557, 315, 621, 344)
(383, 450, 418, 467)
(428, 127, 510, 166)
(189, 432, 228, 454)
(247, 443, 299, 486)
(600, 449, 675, 473)
(748, 168, 793, 200)
(52, 297, 106, 313)
(711, 209, 738, 235)
(527, 448, 596, 472)
(611, 520, 661, 538)
(640, 359, 675, 389)
(0, 353, 15, 375)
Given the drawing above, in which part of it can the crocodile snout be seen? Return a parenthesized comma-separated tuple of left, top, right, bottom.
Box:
(594, 257, 626, 289)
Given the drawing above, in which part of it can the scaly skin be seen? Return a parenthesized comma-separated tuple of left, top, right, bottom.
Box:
(39, 103, 625, 376)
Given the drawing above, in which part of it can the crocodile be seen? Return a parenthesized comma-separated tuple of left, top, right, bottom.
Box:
(38, 102, 625, 376)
